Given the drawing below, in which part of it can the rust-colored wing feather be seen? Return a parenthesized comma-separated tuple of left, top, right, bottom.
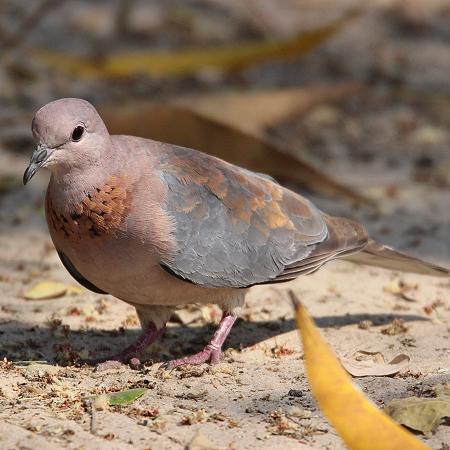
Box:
(158, 144, 367, 288)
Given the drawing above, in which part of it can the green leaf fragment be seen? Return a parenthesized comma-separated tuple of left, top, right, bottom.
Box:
(107, 388, 147, 406)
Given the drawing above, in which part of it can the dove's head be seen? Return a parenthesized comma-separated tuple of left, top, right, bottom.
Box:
(24, 98, 110, 184)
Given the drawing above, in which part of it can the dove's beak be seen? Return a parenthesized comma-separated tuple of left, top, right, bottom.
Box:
(23, 144, 50, 185)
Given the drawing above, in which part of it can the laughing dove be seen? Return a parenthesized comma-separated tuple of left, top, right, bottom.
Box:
(24, 98, 449, 369)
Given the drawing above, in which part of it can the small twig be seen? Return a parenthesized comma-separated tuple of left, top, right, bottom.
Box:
(14, 360, 49, 366)
(90, 401, 98, 435)
(0, 0, 62, 57)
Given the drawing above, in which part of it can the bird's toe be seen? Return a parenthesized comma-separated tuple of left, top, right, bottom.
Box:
(161, 346, 222, 370)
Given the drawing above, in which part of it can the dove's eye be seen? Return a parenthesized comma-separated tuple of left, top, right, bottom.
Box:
(71, 125, 84, 142)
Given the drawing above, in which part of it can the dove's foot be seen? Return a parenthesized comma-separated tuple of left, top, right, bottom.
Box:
(94, 323, 165, 371)
(163, 312, 237, 369)
(163, 344, 221, 369)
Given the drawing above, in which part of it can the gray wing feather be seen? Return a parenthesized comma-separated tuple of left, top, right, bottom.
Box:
(158, 145, 328, 288)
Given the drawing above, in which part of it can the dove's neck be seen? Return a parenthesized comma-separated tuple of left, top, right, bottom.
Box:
(48, 150, 123, 214)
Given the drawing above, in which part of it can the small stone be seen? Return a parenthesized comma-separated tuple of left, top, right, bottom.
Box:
(286, 406, 312, 419)
(287, 389, 303, 397)
(129, 358, 141, 370)
(358, 320, 373, 330)
(381, 319, 409, 336)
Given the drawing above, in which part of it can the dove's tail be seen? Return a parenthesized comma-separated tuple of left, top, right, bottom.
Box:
(345, 239, 450, 277)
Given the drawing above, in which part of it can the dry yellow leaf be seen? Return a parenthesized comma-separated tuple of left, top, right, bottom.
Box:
(290, 291, 429, 450)
(24, 281, 83, 300)
(32, 10, 360, 79)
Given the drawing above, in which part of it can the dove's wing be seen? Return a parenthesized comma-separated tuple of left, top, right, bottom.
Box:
(158, 144, 367, 288)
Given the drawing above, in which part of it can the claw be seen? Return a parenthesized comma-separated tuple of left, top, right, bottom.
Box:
(88, 323, 163, 371)
(161, 312, 236, 370)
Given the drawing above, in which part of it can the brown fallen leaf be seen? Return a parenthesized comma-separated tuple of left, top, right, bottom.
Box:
(385, 397, 450, 434)
(172, 84, 361, 137)
(24, 281, 83, 300)
(340, 351, 410, 377)
(100, 83, 371, 204)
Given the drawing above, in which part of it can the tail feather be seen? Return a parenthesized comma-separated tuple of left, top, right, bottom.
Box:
(345, 239, 450, 277)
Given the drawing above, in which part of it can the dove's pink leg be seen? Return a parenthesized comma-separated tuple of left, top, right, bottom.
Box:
(95, 322, 165, 371)
(165, 312, 237, 369)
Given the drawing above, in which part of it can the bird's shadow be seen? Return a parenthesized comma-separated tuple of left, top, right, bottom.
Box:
(0, 312, 427, 366)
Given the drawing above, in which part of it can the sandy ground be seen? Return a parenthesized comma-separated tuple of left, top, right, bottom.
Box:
(0, 98, 449, 449)
(0, 1, 449, 449)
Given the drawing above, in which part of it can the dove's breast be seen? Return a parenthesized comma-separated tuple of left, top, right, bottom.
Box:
(46, 174, 133, 241)
(44, 171, 208, 306)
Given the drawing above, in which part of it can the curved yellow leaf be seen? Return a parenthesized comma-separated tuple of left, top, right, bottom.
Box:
(32, 10, 360, 79)
(290, 291, 429, 450)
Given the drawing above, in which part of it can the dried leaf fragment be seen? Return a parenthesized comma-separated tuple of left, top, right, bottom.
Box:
(381, 319, 409, 336)
(181, 408, 208, 425)
(340, 351, 410, 377)
(383, 279, 419, 302)
(385, 397, 450, 434)
(24, 281, 82, 300)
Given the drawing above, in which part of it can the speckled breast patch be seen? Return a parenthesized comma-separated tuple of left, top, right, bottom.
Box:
(46, 175, 133, 240)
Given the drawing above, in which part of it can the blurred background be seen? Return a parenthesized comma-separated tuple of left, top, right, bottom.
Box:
(0, 2, 449, 448)
(1, 0, 449, 255)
